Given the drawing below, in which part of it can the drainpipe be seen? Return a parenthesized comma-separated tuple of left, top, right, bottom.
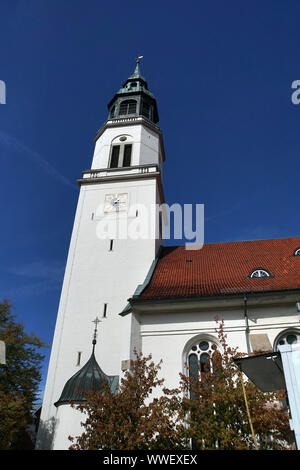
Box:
(244, 293, 251, 354)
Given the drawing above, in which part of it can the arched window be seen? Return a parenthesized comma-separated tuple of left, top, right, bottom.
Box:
(249, 268, 271, 278)
(187, 337, 220, 382)
(118, 100, 137, 116)
(293, 247, 300, 256)
(184, 335, 222, 450)
(110, 105, 115, 118)
(274, 329, 300, 351)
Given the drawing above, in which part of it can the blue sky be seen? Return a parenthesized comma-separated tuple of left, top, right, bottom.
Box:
(1, 0, 300, 399)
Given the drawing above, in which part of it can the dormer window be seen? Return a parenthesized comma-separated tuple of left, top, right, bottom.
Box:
(249, 269, 271, 278)
(293, 248, 300, 256)
(119, 100, 137, 116)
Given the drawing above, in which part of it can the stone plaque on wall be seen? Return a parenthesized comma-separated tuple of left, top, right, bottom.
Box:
(249, 334, 272, 352)
(121, 359, 134, 371)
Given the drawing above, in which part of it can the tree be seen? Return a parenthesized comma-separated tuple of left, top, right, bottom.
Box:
(0, 299, 46, 449)
(180, 319, 294, 450)
(69, 351, 189, 450)
(69, 320, 294, 451)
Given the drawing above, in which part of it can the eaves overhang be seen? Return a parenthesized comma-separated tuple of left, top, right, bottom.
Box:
(120, 288, 300, 317)
(120, 246, 163, 317)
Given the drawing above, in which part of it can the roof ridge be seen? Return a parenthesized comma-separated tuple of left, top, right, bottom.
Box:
(163, 236, 300, 250)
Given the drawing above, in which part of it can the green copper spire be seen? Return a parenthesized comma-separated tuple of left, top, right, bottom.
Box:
(107, 56, 159, 124)
(129, 55, 144, 80)
(54, 317, 118, 407)
(116, 56, 154, 98)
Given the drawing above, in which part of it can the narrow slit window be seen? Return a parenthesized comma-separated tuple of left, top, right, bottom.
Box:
(103, 303, 107, 318)
(109, 240, 114, 251)
(159, 211, 162, 238)
(76, 352, 82, 366)
(123, 144, 132, 167)
(110, 146, 120, 168)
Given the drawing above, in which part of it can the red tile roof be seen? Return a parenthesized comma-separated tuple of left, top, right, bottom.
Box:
(140, 237, 300, 299)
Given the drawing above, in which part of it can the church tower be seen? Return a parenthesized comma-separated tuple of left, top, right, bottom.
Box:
(37, 58, 165, 449)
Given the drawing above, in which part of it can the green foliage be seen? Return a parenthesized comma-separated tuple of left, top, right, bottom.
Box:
(69, 320, 294, 451)
(0, 299, 47, 449)
(69, 351, 189, 450)
(180, 319, 294, 450)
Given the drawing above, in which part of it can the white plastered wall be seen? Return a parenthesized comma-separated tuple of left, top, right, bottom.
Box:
(91, 123, 161, 170)
(137, 298, 300, 394)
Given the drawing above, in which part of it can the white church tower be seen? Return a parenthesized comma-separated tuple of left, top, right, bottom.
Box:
(36, 58, 165, 449)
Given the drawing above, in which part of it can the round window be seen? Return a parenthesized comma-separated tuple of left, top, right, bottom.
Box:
(274, 329, 300, 350)
(199, 341, 209, 351)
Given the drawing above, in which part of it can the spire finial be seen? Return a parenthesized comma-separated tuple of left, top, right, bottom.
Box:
(92, 316, 101, 353)
(132, 55, 143, 77)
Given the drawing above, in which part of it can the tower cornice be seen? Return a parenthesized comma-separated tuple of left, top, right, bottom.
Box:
(94, 116, 166, 161)
(77, 166, 165, 205)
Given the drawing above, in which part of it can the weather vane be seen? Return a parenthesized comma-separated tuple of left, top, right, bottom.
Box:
(136, 55, 143, 63)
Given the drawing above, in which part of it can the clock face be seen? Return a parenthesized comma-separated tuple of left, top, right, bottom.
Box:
(104, 193, 128, 213)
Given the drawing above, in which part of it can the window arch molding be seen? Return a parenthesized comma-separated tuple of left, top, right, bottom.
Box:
(293, 247, 300, 256)
(111, 134, 133, 144)
(182, 333, 222, 376)
(273, 328, 300, 351)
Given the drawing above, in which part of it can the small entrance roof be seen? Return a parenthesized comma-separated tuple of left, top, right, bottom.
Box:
(233, 352, 286, 392)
